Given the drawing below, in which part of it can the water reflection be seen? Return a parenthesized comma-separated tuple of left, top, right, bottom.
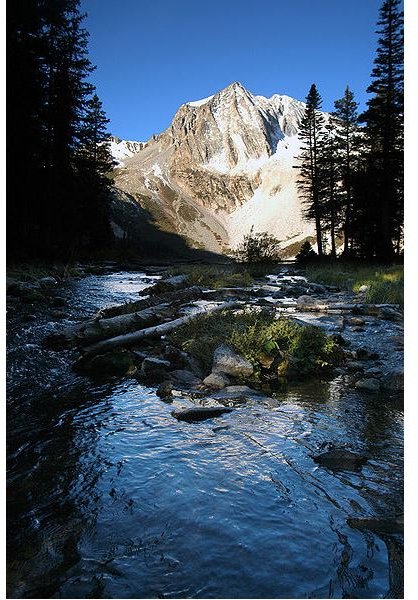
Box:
(7, 272, 403, 598)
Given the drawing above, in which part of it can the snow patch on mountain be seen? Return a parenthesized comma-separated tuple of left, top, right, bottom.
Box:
(108, 136, 144, 165)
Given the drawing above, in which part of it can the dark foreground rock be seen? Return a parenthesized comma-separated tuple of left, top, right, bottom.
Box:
(73, 350, 135, 377)
(313, 448, 368, 471)
(347, 515, 403, 535)
(171, 406, 233, 422)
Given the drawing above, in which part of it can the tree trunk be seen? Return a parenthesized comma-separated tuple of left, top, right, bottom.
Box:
(83, 302, 241, 356)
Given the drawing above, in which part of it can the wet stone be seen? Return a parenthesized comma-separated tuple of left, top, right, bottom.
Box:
(212, 344, 254, 378)
(171, 406, 233, 423)
(355, 378, 381, 393)
(313, 449, 368, 471)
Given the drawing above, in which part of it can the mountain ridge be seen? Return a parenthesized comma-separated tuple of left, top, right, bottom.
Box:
(109, 82, 323, 254)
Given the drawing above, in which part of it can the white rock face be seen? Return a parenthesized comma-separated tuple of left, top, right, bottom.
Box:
(111, 82, 326, 253)
(108, 136, 144, 165)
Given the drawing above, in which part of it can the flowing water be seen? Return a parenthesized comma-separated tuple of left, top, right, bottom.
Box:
(7, 271, 404, 599)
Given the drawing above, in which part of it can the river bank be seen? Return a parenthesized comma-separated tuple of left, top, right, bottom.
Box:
(7, 263, 404, 598)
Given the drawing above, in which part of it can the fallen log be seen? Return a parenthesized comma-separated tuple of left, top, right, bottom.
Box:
(44, 303, 176, 349)
(98, 286, 203, 318)
(83, 301, 241, 356)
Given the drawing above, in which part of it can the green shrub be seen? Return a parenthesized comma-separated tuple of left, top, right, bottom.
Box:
(168, 264, 254, 289)
(234, 227, 282, 264)
(168, 308, 342, 381)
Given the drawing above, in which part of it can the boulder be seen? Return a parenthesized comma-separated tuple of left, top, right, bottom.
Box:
(156, 381, 173, 400)
(358, 285, 369, 293)
(355, 378, 381, 393)
(347, 515, 403, 535)
(73, 350, 135, 377)
(147, 275, 189, 295)
(381, 370, 404, 393)
(296, 295, 319, 307)
(171, 406, 233, 423)
(313, 448, 368, 471)
(347, 317, 366, 326)
(378, 306, 403, 322)
(356, 348, 379, 361)
(212, 344, 253, 378)
(169, 369, 202, 387)
(202, 372, 231, 390)
(140, 357, 171, 382)
(39, 276, 58, 287)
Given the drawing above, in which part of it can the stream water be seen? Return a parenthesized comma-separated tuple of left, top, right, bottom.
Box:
(7, 271, 404, 599)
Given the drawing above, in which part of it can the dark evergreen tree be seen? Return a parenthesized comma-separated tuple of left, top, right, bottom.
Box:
(295, 84, 326, 256)
(7, 0, 114, 260)
(332, 86, 360, 255)
(317, 121, 341, 258)
(360, 0, 403, 260)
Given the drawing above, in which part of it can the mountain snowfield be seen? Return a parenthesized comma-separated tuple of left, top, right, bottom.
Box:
(110, 82, 323, 254)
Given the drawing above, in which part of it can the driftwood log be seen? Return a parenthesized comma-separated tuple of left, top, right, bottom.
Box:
(45, 303, 177, 349)
(83, 301, 241, 356)
(98, 285, 203, 319)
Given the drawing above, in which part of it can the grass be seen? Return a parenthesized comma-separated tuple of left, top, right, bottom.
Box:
(168, 264, 255, 289)
(305, 264, 404, 305)
(168, 308, 343, 381)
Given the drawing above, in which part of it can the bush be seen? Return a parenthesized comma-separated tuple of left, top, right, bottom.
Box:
(168, 308, 343, 382)
(295, 241, 317, 264)
(235, 227, 282, 264)
(168, 264, 254, 288)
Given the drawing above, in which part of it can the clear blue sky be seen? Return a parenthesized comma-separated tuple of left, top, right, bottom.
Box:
(81, 0, 384, 141)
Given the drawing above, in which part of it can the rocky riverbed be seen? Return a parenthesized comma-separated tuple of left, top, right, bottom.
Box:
(7, 264, 404, 598)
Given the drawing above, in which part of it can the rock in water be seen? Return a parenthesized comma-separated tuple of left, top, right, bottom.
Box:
(171, 406, 233, 423)
(212, 344, 253, 378)
(355, 378, 381, 393)
(347, 515, 403, 535)
(313, 449, 368, 471)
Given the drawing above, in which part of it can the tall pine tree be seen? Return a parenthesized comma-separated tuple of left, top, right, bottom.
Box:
(295, 84, 326, 256)
(360, 0, 403, 260)
(332, 86, 360, 256)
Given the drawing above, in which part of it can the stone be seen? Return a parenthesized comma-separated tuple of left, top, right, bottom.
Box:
(169, 369, 202, 387)
(355, 378, 381, 392)
(377, 305, 402, 321)
(356, 348, 379, 361)
(331, 334, 348, 346)
(212, 344, 253, 378)
(148, 275, 189, 295)
(347, 515, 403, 535)
(73, 350, 135, 377)
(296, 295, 319, 307)
(202, 372, 230, 390)
(381, 370, 404, 393)
(358, 285, 369, 293)
(140, 357, 171, 381)
(346, 360, 364, 372)
(156, 381, 173, 399)
(171, 406, 233, 423)
(347, 317, 366, 326)
(39, 276, 58, 287)
(313, 448, 368, 471)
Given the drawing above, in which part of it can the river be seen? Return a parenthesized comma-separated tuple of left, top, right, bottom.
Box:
(7, 270, 404, 599)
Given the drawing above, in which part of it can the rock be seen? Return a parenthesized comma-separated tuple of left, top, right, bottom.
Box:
(347, 515, 403, 535)
(347, 317, 366, 326)
(73, 350, 135, 377)
(381, 370, 404, 392)
(171, 406, 233, 423)
(39, 276, 58, 287)
(50, 296, 67, 307)
(296, 295, 320, 307)
(212, 344, 253, 378)
(352, 326, 365, 332)
(306, 283, 328, 294)
(363, 367, 383, 378)
(378, 306, 403, 322)
(140, 357, 171, 382)
(212, 385, 268, 403)
(202, 372, 231, 390)
(346, 361, 365, 372)
(49, 310, 68, 319)
(156, 381, 173, 399)
(148, 275, 189, 295)
(356, 348, 379, 361)
(331, 334, 348, 346)
(358, 285, 369, 293)
(169, 369, 202, 387)
(313, 448, 368, 471)
(355, 378, 381, 392)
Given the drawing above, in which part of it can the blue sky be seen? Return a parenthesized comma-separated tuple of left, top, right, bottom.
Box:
(82, 0, 384, 141)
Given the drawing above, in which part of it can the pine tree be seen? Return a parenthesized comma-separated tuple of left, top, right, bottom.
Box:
(332, 86, 360, 255)
(295, 84, 326, 256)
(360, 0, 403, 260)
(318, 121, 341, 258)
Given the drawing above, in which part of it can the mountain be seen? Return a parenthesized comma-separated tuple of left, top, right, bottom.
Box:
(110, 82, 323, 254)
(108, 136, 144, 165)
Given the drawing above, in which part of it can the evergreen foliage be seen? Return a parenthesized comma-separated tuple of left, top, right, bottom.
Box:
(295, 84, 326, 256)
(7, 0, 114, 260)
(359, 0, 404, 259)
